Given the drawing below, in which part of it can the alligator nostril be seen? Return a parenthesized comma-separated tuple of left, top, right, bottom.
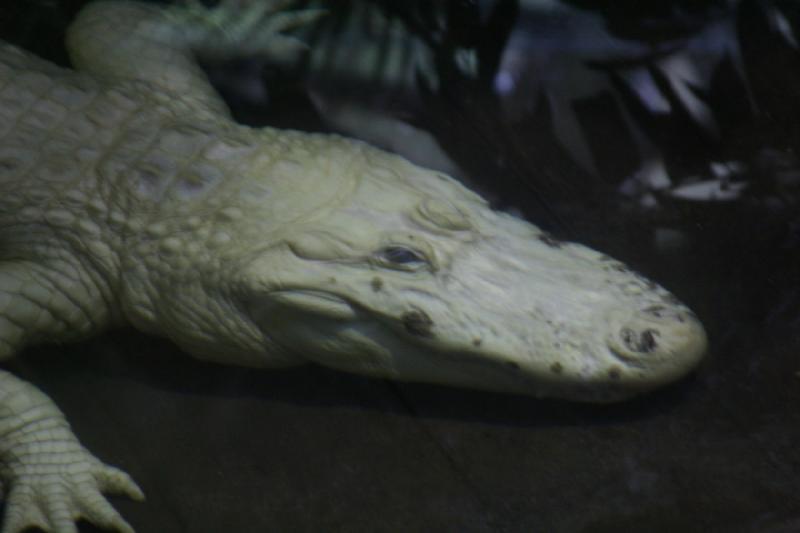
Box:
(620, 327, 660, 354)
(607, 307, 707, 376)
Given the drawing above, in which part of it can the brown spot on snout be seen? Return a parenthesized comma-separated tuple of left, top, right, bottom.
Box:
(608, 366, 622, 380)
(643, 305, 667, 318)
(472, 338, 482, 347)
(402, 310, 434, 338)
(550, 362, 563, 374)
(371, 277, 383, 292)
(643, 305, 686, 323)
(538, 232, 563, 248)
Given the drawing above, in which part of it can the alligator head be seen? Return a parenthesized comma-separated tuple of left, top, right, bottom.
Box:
(238, 138, 707, 402)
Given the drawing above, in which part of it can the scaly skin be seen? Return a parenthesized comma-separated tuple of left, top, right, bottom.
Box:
(0, 1, 708, 532)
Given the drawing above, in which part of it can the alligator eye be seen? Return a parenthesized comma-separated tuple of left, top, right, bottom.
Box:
(375, 246, 429, 271)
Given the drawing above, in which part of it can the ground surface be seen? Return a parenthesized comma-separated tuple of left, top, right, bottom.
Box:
(2, 2, 800, 532)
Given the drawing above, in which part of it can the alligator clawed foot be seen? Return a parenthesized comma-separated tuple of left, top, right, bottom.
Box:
(1, 454, 143, 533)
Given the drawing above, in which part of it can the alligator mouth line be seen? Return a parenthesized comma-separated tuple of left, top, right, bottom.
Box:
(269, 290, 356, 320)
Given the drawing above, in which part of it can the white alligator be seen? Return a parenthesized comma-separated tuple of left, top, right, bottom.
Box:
(0, 1, 707, 532)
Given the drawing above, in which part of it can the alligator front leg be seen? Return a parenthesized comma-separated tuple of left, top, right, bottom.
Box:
(66, 0, 325, 118)
(0, 371, 144, 533)
(0, 262, 142, 533)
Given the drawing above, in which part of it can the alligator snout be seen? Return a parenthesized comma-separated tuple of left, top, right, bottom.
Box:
(606, 304, 707, 381)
